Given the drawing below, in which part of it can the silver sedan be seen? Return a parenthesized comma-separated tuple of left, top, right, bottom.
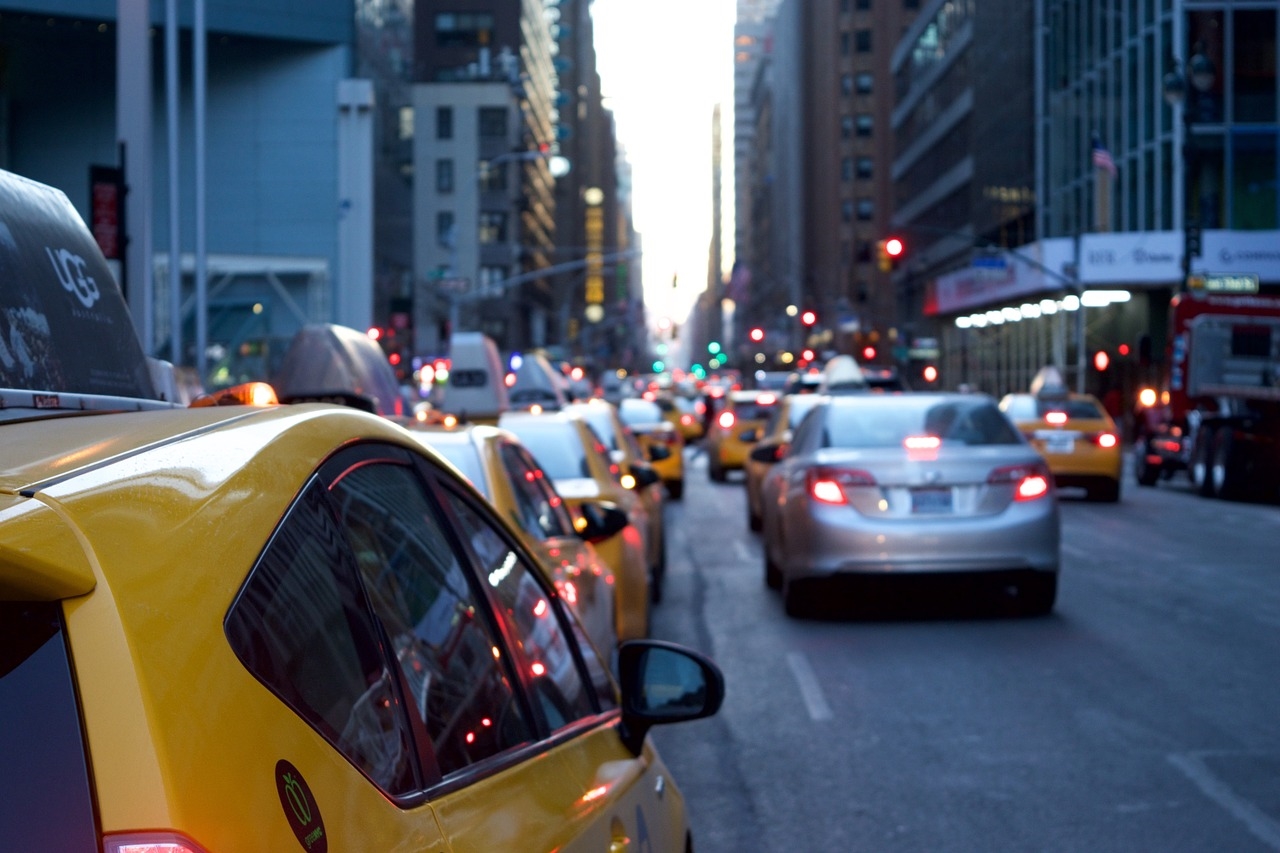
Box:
(758, 393, 1061, 617)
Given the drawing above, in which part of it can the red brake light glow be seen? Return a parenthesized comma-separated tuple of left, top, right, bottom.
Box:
(807, 466, 876, 505)
(717, 410, 736, 430)
(904, 435, 941, 451)
(988, 464, 1051, 501)
(104, 834, 211, 853)
(1045, 411, 1068, 426)
(757, 392, 777, 405)
(1095, 432, 1119, 449)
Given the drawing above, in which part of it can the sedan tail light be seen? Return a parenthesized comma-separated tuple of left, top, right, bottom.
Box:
(807, 466, 877, 505)
(988, 463, 1051, 501)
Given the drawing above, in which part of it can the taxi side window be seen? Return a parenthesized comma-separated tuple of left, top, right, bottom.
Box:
(226, 479, 419, 795)
(329, 459, 536, 780)
(441, 485, 598, 731)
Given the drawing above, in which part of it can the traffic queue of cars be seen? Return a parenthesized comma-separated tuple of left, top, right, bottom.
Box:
(0, 168, 723, 852)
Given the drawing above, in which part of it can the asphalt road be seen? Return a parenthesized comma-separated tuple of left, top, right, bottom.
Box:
(648, 448, 1280, 852)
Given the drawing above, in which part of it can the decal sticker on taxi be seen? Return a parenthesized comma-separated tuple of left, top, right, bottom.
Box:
(275, 759, 327, 852)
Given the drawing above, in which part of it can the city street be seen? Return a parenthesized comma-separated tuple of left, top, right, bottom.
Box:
(650, 449, 1280, 852)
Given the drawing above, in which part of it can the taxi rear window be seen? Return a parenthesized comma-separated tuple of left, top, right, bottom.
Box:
(733, 400, 777, 421)
(0, 602, 98, 849)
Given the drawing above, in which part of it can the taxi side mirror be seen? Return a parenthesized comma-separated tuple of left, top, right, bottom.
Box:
(738, 428, 760, 443)
(647, 442, 672, 462)
(749, 441, 787, 464)
(616, 640, 725, 757)
(629, 462, 661, 489)
(576, 500, 629, 543)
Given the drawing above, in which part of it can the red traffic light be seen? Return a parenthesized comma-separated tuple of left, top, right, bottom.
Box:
(749, 327, 765, 343)
(884, 237, 905, 258)
(862, 346, 877, 361)
(800, 310, 818, 327)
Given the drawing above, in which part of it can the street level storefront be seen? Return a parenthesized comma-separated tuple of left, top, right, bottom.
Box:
(926, 229, 1280, 404)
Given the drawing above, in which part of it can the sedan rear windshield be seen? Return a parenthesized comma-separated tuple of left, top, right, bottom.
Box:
(824, 399, 1021, 448)
(506, 425, 593, 480)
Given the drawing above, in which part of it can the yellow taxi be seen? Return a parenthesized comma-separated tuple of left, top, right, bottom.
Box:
(565, 399, 668, 598)
(617, 396, 686, 500)
(663, 393, 707, 442)
(1000, 376, 1123, 502)
(743, 392, 828, 530)
(706, 389, 781, 482)
(0, 166, 724, 852)
(499, 408, 659, 634)
(407, 422, 621, 657)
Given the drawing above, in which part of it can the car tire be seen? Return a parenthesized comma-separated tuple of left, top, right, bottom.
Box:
(1210, 428, 1245, 501)
(667, 479, 684, 501)
(1090, 478, 1121, 502)
(1191, 427, 1216, 496)
(709, 457, 726, 482)
(1019, 573, 1057, 616)
(764, 548, 782, 590)
(748, 506, 763, 532)
(783, 577, 815, 617)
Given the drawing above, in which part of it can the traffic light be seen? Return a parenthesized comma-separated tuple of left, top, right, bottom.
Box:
(1093, 350, 1111, 372)
(862, 345, 877, 361)
(800, 310, 818, 327)
(877, 237, 906, 271)
(921, 364, 939, 384)
(1186, 220, 1202, 259)
(749, 326, 765, 343)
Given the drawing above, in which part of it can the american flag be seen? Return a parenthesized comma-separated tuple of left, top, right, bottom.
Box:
(1092, 136, 1117, 177)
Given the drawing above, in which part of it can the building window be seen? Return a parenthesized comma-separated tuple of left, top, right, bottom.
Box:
(437, 211, 456, 247)
(855, 29, 872, 52)
(857, 240, 873, 263)
(842, 158, 855, 181)
(856, 114, 873, 136)
(856, 72, 874, 94)
(478, 107, 508, 139)
(478, 266, 509, 298)
(842, 200, 855, 223)
(841, 32, 851, 57)
(398, 106, 414, 141)
(436, 107, 453, 140)
(857, 156, 874, 178)
(857, 198, 874, 220)
(857, 0, 871, 8)
(842, 74, 855, 97)
(479, 212, 507, 244)
(842, 115, 855, 139)
(436, 159, 454, 194)
(435, 12, 496, 48)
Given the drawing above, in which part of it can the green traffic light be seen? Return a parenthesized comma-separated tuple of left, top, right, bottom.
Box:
(708, 342, 721, 355)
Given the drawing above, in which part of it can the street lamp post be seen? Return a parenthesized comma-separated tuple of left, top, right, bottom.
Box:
(1163, 49, 1216, 293)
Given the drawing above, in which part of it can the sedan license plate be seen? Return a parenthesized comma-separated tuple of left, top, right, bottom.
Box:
(911, 487, 952, 514)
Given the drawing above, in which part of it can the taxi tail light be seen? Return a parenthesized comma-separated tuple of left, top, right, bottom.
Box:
(1092, 431, 1119, 449)
(807, 466, 876, 505)
(988, 463, 1051, 501)
(104, 832, 212, 853)
(717, 410, 736, 430)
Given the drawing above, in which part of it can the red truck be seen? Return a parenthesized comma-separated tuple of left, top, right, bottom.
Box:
(1133, 291, 1280, 500)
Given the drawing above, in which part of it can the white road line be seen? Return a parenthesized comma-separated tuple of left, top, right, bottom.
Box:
(1168, 752, 1280, 850)
(733, 540, 752, 564)
(786, 652, 834, 722)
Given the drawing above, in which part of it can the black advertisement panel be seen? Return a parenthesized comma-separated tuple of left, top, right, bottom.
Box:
(0, 169, 157, 400)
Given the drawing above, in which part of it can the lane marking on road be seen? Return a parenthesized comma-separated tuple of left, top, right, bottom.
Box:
(733, 540, 753, 564)
(1167, 751, 1280, 850)
(786, 652, 834, 722)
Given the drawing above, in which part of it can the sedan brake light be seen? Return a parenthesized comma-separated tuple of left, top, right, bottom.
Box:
(807, 466, 877, 505)
(988, 463, 1051, 501)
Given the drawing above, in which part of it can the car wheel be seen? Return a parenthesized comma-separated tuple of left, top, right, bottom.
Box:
(667, 479, 684, 501)
(783, 577, 815, 617)
(1191, 427, 1216, 496)
(748, 506, 763, 532)
(1090, 478, 1121, 502)
(1210, 428, 1245, 500)
(709, 457, 726, 482)
(764, 547, 782, 590)
(1019, 573, 1057, 616)
(1133, 440, 1160, 487)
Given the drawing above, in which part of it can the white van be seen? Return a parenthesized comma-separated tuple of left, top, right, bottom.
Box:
(438, 331, 508, 422)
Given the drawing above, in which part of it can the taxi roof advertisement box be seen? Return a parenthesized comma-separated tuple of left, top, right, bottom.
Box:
(0, 169, 157, 400)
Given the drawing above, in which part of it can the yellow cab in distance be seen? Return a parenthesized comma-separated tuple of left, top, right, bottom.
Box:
(618, 395, 686, 500)
(407, 421, 622, 659)
(707, 388, 782, 482)
(999, 367, 1123, 502)
(743, 392, 828, 531)
(499, 408, 658, 635)
(0, 166, 725, 853)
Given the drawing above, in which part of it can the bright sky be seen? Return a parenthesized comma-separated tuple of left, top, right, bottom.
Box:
(589, 0, 737, 329)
